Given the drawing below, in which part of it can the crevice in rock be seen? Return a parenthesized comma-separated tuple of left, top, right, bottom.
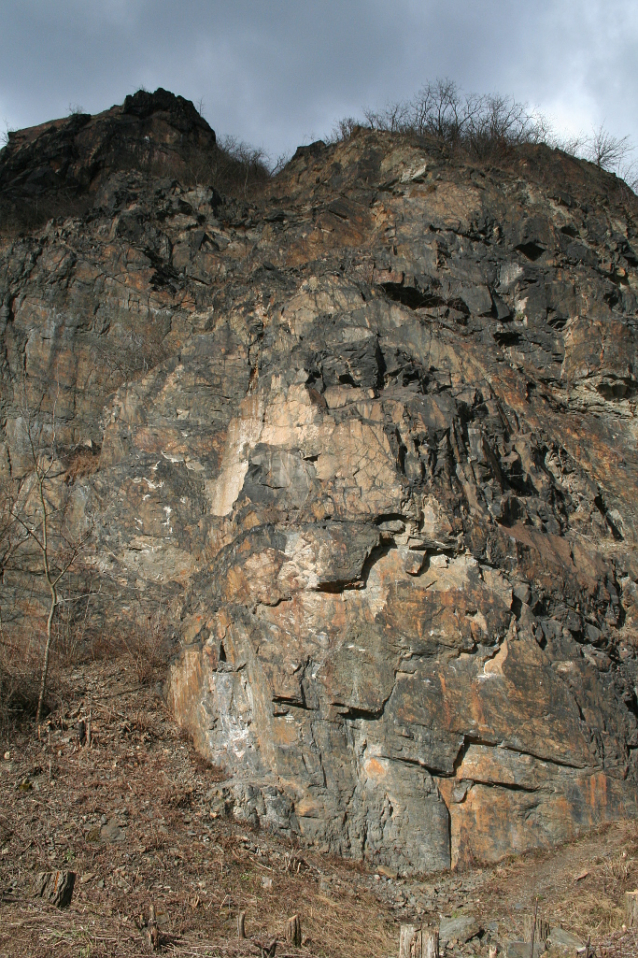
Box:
(373, 512, 409, 526)
(452, 736, 489, 776)
(595, 379, 637, 402)
(256, 595, 292, 608)
(272, 693, 315, 712)
(415, 547, 458, 577)
(450, 733, 587, 774)
(144, 247, 183, 292)
(547, 312, 568, 330)
(494, 329, 522, 347)
(516, 241, 545, 261)
(463, 778, 540, 794)
(593, 494, 623, 541)
(380, 282, 469, 316)
(358, 541, 395, 586)
(212, 661, 246, 674)
(385, 753, 450, 776)
(338, 704, 387, 721)
(315, 579, 364, 594)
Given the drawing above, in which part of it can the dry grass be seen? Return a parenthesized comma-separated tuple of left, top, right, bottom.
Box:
(549, 841, 638, 940)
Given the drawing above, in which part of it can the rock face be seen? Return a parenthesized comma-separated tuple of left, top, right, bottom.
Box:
(2, 93, 638, 874)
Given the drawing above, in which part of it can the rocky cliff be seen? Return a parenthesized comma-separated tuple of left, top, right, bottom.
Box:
(2, 90, 638, 875)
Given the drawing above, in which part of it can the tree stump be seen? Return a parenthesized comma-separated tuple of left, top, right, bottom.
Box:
(284, 914, 302, 948)
(422, 928, 439, 958)
(238, 911, 247, 939)
(34, 871, 75, 908)
(144, 904, 160, 952)
(523, 915, 550, 943)
(400, 925, 422, 958)
(625, 890, 638, 927)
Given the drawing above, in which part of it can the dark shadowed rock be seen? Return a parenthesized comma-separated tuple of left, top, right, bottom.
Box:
(0, 88, 216, 227)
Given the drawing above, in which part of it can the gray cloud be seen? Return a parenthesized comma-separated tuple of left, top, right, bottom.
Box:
(1, 0, 636, 166)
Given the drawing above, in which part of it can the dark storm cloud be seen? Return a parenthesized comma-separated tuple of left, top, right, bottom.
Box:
(1, 0, 636, 163)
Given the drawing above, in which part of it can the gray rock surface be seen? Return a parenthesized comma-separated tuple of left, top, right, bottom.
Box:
(548, 927, 584, 950)
(439, 915, 480, 943)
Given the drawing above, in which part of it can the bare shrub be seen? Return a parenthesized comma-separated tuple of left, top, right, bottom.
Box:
(122, 619, 172, 687)
(364, 78, 549, 160)
(0, 117, 275, 236)
(550, 123, 637, 193)
(584, 127, 637, 192)
(0, 635, 45, 726)
(587, 125, 633, 170)
(328, 116, 362, 144)
(54, 575, 101, 667)
(356, 78, 636, 193)
(4, 398, 92, 723)
(211, 135, 271, 197)
(117, 133, 273, 200)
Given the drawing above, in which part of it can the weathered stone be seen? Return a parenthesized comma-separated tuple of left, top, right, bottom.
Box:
(100, 818, 126, 843)
(439, 915, 480, 943)
(548, 928, 584, 951)
(2, 93, 638, 876)
(506, 944, 545, 958)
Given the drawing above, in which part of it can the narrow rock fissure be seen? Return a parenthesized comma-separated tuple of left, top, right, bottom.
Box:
(450, 733, 588, 774)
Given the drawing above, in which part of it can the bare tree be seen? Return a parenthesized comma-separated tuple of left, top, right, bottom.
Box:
(362, 79, 550, 160)
(328, 116, 361, 144)
(552, 124, 636, 192)
(1, 387, 91, 725)
(586, 125, 633, 171)
(364, 100, 411, 134)
(0, 491, 21, 640)
(217, 135, 270, 196)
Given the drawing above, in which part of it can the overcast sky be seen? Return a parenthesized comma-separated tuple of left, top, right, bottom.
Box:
(1, 0, 636, 166)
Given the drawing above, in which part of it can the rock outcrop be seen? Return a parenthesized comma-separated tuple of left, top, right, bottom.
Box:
(0, 88, 215, 219)
(2, 92, 638, 874)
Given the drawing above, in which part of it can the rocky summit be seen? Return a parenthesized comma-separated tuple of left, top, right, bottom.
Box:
(1, 89, 638, 876)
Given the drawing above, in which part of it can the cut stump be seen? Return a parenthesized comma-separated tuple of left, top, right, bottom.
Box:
(284, 914, 302, 948)
(34, 871, 75, 908)
(144, 904, 160, 952)
(625, 890, 638, 928)
(523, 915, 550, 943)
(399, 924, 439, 958)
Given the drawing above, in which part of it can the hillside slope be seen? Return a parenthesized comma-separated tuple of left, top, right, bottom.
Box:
(1, 656, 638, 958)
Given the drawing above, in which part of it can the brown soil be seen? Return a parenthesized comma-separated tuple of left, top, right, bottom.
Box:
(1, 658, 637, 958)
